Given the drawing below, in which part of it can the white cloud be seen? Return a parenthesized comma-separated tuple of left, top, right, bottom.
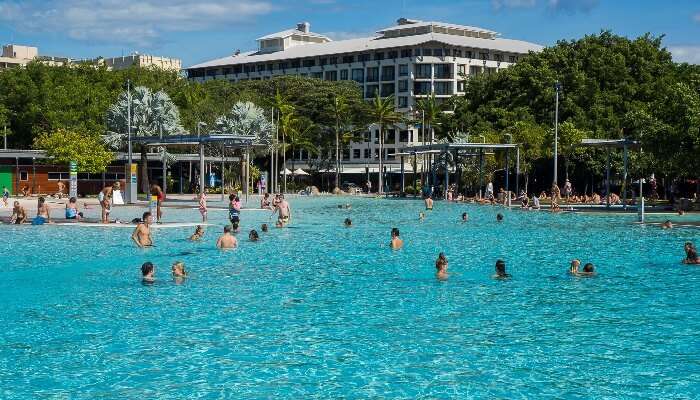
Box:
(693, 13, 700, 22)
(0, 0, 274, 47)
(669, 45, 700, 64)
(548, 0, 599, 13)
(492, 0, 536, 10)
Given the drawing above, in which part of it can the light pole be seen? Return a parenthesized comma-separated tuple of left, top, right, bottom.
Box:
(125, 79, 136, 204)
(554, 81, 562, 186)
(334, 96, 340, 190)
(127, 79, 132, 167)
(196, 122, 207, 195)
(504, 133, 512, 198)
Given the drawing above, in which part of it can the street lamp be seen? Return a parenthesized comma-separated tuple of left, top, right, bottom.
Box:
(504, 133, 512, 197)
(554, 81, 562, 186)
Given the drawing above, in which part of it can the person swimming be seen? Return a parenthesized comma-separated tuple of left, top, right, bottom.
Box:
(435, 252, 448, 280)
(496, 213, 504, 222)
(171, 261, 187, 278)
(683, 242, 700, 264)
(661, 220, 673, 229)
(424, 195, 434, 210)
(493, 259, 511, 279)
(581, 263, 596, 275)
(461, 212, 468, 222)
(390, 227, 403, 250)
(344, 218, 352, 227)
(261, 223, 269, 233)
(419, 212, 425, 221)
(231, 221, 241, 233)
(249, 229, 260, 241)
(131, 212, 153, 248)
(569, 259, 581, 275)
(189, 225, 204, 241)
(141, 262, 155, 283)
(216, 225, 238, 249)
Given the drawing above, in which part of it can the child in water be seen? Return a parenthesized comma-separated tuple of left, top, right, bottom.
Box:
(435, 253, 448, 280)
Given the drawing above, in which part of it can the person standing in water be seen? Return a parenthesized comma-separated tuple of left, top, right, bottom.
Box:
(141, 262, 155, 283)
(228, 194, 241, 226)
(131, 212, 153, 248)
(216, 225, 238, 249)
(435, 253, 449, 280)
(424, 195, 434, 210)
(198, 192, 208, 222)
(493, 260, 511, 279)
(390, 228, 403, 250)
(271, 194, 291, 227)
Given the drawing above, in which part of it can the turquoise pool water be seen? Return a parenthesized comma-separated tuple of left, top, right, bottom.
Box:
(1, 197, 698, 399)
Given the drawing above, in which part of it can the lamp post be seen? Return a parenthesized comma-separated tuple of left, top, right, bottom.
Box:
(334, 96, 340, 190)
(196, 122, 207, 195)
(478, 134, 485, 198)
(124, 79, 137, 204)
(504, 133, 512, 198)
(554, 81, 562, 186)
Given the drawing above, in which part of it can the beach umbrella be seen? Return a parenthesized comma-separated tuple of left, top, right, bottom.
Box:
(293, 168, 309, 176)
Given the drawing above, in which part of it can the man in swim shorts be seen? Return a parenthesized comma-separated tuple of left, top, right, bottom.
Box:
(216, 225, 238, 249)
(228, 194, 241, 226)
(271, 194, 291, 226)
(131, 211, 153, 248)
(390, 228, 403, 250)
(98, 184, 113, 223)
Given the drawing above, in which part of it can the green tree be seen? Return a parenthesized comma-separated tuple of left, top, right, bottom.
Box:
(367, 93, 402, 193)
(34, 129, 114, 172)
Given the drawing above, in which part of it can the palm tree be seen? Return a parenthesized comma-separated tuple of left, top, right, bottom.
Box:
(285, 116, 318, 178)
(269, 89, 295, 193)
(415, 93, 443, 184)
(367, 93, 402, 194)
(106, 86, 184, 194)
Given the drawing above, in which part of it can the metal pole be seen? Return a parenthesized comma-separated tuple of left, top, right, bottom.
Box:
(199, 143, 205, 196)
(516, 146, 520, 195)
(3, 125, 6, 150)
(178, 162, 183, 194)
(444, 153, 449, 200)
(638, 179, 645, 223)
(479, 148, 484, 199)
(412, 153, 417, 198)
(554, 82, 560, 186)
(245, 149, 250, 204)
(505, 149, 510, 198)
(623, 144, 628, 207)
(335, 96, 339, 190)
(606, 148, 611, 208)
(126, 79, 134, 204)
(15, 156, 18, 195)
(400, 155, 405, 196)
(270, 107, 274, 194)
(221, 143, 225, 202)
(32, 157, 36, 194)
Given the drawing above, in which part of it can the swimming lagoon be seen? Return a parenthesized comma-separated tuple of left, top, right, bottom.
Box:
(1, 197, 698, 398)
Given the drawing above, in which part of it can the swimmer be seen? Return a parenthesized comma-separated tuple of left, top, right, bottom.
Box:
(461, 212, 468, 222)
(261, 192, 272, 209)
(32, 196, 51, 225)
(493, 259, 511, 279)
(683, 242, 700, 264)
(198, 192, 208, 222)
(216, 225, 238, 249)
(678, 209, 685, 216)
(171, 261, 187, 278)
(261, 223, 269, 233)
(496, 213, 503, 222)
(131, 212, 153, 248)
(249, 229, 260, 241)
(271, 194, 291, 227)
(189, 225, 204, 241)
(435, 252, 449, 280)
(419, 212, 425, 221)
(424, 195, 434, 210)
(141, 262, 155, 283)
(228, 194, 241, 226)
(231, 221, 241, 233)
(390, 227, 403, 250)
(10, 201, 27, 224)
(344, 218, 352, 227)
(580, 263, 596, 275)
(569, 259, 581, 275)
(661, 220, 673, 229)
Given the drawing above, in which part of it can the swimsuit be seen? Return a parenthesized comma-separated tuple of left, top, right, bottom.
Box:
(32, 216, 46, 225)
(229, 205, 240, 223)
(66, 207, 78, 219)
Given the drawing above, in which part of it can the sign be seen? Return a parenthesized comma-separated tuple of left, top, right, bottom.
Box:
(130, 163, 138, 184)
(69, 161, 78, 198)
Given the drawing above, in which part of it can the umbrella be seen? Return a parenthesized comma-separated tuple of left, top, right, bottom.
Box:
(280, 168, 293, 175)
(293, 168, 309, 176)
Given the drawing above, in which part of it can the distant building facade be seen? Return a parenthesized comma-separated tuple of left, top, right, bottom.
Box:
(185, 18, 543, 175)
(77, 53, 182, 71)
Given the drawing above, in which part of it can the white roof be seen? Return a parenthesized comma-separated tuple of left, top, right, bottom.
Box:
(377, 21, 498, 36)
(257, 29, 330, 41)
(188, 32, 542, 69)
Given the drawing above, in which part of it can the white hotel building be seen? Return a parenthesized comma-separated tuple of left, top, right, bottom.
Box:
(186, 18, 542, 175)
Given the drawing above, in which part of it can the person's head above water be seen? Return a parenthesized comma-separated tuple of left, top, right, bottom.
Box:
(249, 229, 259, 241)
(69, 197, 77, 204)
(495, 259, 507, 276)
(391, 227, 400, 237)
(344, 218, 352, 227)
(496, 213, 504, 222)
(38, 196, 45, 206)
(570, 259, 581, 273)
(142, 211, 152, 224)
(261, 223, 269, 232)
(462, 212, 468, 221)
(229, 194, 235, 201)
(141, 262, 154, 278)
(224, 225, 232, 234)
(171, 261, 186, 277)
(436, 252, 448, 271)
(582, 263, 595, 273)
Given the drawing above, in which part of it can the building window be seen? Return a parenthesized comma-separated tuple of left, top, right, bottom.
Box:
(290, 60, 300, 68)
(233, 65, 242, 74)
(206, 69, 218, 76)
(303, 59, 315, 67)
(374, 52, 384, 61)
(386, 148, 396, 160)
(364, 148, 370, 159)
(433, 48, 444, 57)
(414, 81, 431, 95)
(453, 49, 462, 57)
(398, 96, 408, 108)
(222, 67, 231, 75)
(457, 81, 466, 92)
(365, 85, 379, 98)
(399, 64, 408, 76)
(494, 54, 503, 62)
(278, 62, 288, 70)
(434, 64, 451, 79)
(480, 52, 489, 60)
(312, 72, 323, 79)
(342, 55, 354, 63)
(388, 50, 398, 59)
(509, 55, 518, 63)
(381, 83, 395, 97)
(340, 69, 349, 80)
(267, 63, 274, 71)
(435, 81, 452, 95)
(422, 48, 432, 56)
(398, 80, 408, 92)
(20, 171, 29, 181)
(414, 64, 431, 79)
(381, 65, 395, 81)
(353, 149, 361, 159)
(374, 149, 379, 159)
(399, 130, 410, 142)
(48, 172, 70, 181)
(364, 131, 371, 142)
(351, 68, 364, 83)
(465, 50, 473, 59)
(319, 58, 328, 66)
(385, 129, 396, 144)
(458, 64, 466, 75)
(358, 53, 370, 62)
(343, 149, 350, 160)
(400, 49, 412, 58)
(470, 65, 481, 75)
(324, 70, 337, 81)
(330, 56, 338, 64)
(374, 130, 379, 144)
(366, 67, 379, 82)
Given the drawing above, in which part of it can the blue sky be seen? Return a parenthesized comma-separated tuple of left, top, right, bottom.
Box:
(1, 0, 699, 66)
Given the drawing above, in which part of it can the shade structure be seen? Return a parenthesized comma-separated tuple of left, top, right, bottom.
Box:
(293, 168, 309, 176)
(280, 168, 293, 175)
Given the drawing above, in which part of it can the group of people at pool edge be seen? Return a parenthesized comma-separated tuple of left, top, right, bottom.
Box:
(135, 193, 700, 283)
